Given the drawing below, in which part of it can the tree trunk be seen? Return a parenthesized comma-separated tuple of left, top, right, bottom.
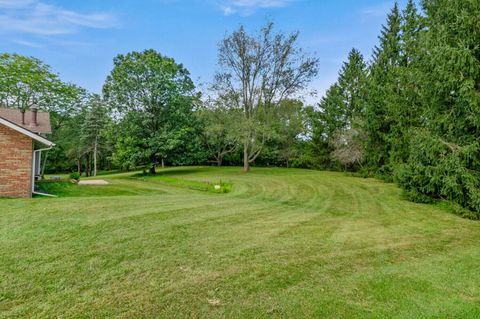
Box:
(149, 165, 156, 175)
(85, 156, 90, 177)
(161, 158, 165, 169)
(149, 154, 157, 175)
(243, 141, 250, 172)
(217, 157, 222, 166)
(93, 136, 98, 177)
(77, 159, 81, 175)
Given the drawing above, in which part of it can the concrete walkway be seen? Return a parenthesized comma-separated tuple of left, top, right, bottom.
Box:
(78, 180, 110, 185)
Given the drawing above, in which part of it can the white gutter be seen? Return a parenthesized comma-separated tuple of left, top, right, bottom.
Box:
(32, 145, 57, 197)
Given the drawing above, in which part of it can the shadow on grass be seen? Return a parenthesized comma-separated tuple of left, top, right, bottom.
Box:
(149, 166, 216, 177)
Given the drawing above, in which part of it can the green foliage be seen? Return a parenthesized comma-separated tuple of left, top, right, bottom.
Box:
(214, 22, 319, 172)
(311, 49, 367, 170)
(0, 53, 88, 175)
(3, 0, 480, 218)
(394, 0, 480, 217)
(396, 131, 480, 219)
(103, 49, 199, 173)
(80, 94, 110, 176)
(197, 103, 241, 166)
(312, 0, 480, 217)
(0, 53, 81, 113)
(81, 95, 108, 150)
(362, 3, 402, 171)
(69, 172, 81, 181)
(269, 100, 307, 168)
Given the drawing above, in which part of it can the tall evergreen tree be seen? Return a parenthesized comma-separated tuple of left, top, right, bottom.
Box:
(388, 0, 425, 164)
(81, 94, 108, 177)
(363, 2, 402, 173)
(318, 49, 367, 137)
(314, 48, 367, 169)
(317, 84, 344, 142)
(336, 48, 368, 128)
(400, 0, 423, 65)
(397, 0, 480, 217)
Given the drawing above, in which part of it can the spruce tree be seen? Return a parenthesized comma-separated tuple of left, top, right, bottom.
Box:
(317, 49, 367, 136)
(400, 0, 423, 65)
(363, 2, 402, 174)
(81, 94, 108, 177)
(388, 0, 424, 165)
(337, 48, 367, 126)
(317, 84, 344, 141)
(312, 49, 367, 169)
(397, 0, 480, 216)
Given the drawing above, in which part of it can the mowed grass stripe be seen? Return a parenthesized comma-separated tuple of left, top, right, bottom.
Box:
(1, 167, 480, 318)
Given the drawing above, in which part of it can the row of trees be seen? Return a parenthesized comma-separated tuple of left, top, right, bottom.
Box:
(0, 22, 319, 177)
(0, 53, 107, 176)
(1, 0, 478, 216)
(313, 0, 480, 217)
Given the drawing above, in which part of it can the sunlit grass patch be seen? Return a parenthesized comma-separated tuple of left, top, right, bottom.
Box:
(135, 173, 233, 193)
(35, 180, 166, 197)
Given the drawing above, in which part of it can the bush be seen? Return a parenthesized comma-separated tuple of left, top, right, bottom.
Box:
(69, 172, 81, 181)
(395, 131, 480, 219)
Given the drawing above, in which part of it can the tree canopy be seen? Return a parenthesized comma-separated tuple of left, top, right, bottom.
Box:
(103, 49, 199, 173)
(213, 22, 319, 172)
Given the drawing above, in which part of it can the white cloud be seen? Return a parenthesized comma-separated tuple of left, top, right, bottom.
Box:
(0, 0, 34, 9)
(360, 2, 392, 18)
(229, 0, 292, 8)
(13, 39, 44, 48)
(217, 0, 294, 16)
(221, 6, 235, 15)
(0, 0, 117, 35)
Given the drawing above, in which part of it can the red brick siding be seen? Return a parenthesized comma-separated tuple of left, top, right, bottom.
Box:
(0, 124, 33, 198)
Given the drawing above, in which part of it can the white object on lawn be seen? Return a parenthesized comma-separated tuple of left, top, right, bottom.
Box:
(78, 180, 110, 185)
(214, 185, 221, 190)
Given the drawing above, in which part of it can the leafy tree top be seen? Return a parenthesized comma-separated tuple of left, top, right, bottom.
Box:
(0, 53, 83, 115)
(103, 49, 195, 114)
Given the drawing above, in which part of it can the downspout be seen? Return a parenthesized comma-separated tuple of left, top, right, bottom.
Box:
(32, 145, 57, 197)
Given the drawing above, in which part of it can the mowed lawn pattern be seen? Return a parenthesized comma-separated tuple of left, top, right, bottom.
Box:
(1, 167, 479, 318)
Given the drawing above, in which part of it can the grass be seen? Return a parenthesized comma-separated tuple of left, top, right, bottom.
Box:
(135, 171, 233, 193)
(1, 166, 480, 318)
(35, 180, 166, 197)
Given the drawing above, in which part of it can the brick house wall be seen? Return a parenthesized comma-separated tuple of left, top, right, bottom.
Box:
(0, 124, 33, 198)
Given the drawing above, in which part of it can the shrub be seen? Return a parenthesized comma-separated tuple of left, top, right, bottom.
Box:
(395, 131, 480, 219)
(69, 172, 81, 181)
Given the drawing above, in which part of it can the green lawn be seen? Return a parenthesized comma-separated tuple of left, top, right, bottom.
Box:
(1, 167, 479, 318)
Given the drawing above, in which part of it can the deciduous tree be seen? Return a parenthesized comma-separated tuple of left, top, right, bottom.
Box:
(103, 49, 197, 174)
(197, 103, 241, 166)
(214, 22, 319, 172)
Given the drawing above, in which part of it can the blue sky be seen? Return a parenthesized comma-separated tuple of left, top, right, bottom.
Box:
(0, 0, 409, 101)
